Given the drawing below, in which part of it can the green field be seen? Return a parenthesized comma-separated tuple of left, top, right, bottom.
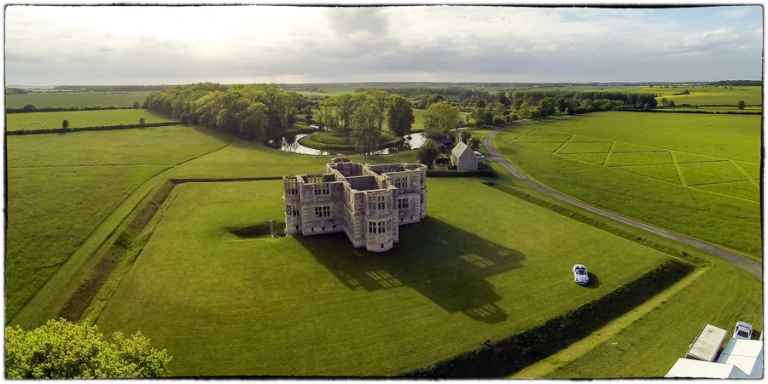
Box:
(297, 129, 403, 150)
(6, 109, 174, 131)
(94, 178, 670, 376)
(515, 85, 762, 106)
(5, 126, 230, 319)
(494, 112, 761, 257)
(6, 91, 151, 109)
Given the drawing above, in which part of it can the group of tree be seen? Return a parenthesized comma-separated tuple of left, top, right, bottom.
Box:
(5, 319, 171, 379)
(314, 90, 417, 153)
(5, 87, 28, 95)
(144, 83, 309, 140)
(362, 87, 496, 105)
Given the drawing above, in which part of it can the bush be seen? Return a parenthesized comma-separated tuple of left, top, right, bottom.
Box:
(21, 104, 38, 112)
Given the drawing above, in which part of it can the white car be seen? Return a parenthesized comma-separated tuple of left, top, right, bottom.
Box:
(733, 322, 754, 339)
(572, 264, 589, 286)
(474, 151, 485, 160)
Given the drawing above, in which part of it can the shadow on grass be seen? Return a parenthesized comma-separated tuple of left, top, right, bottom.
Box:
(583, 272, 601, 289)
(295, 216, 525, 324)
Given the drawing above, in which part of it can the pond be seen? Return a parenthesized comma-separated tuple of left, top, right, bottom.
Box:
(266, 132, 428, 156)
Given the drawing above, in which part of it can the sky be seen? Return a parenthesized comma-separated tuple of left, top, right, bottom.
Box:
(5, 5, 764, 86)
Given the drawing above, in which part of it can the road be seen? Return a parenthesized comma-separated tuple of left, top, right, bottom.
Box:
(483, 128, 763, 280)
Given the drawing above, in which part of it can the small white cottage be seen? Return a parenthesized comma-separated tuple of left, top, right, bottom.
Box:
(451, 141, 478, 171)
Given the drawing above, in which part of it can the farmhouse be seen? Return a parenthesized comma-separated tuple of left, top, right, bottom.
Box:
(283, 158, 427, 252)
(451, 141, 478, 170)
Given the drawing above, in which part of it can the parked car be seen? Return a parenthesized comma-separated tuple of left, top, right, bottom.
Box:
(474, 151, 485, 160)
(572, 264, 589, 286)
(733, 322, 754, 339)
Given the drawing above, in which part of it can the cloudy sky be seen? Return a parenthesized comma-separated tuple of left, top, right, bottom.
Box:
(5, 5, 763, 86)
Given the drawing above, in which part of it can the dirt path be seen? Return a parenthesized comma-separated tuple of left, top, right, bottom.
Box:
(511, 266, 710, 378)
(484, 128, 762, 280)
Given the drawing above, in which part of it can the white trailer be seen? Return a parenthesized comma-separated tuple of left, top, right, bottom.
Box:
(686, 324, 728, 362)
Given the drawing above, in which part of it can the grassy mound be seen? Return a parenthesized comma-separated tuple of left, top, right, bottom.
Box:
(298, 129, 404, 150)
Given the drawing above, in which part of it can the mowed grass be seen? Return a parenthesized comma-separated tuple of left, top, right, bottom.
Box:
(557, 141, 612, 154)
(94, 179, 670, 376)
(6, 165, 170, 319)
(544, 258, 761, 378)
(5, 126, 230, 320)
(695, 181, 759, 202)
(7, 126, 229, 167)
(6, 91, 150, 108)
(6, 109, 174, 131)
(605, 151, 672, 166)
(532, 112, 760, 163)
(493, 114, 761, 258)
(678, 161, 750, 186)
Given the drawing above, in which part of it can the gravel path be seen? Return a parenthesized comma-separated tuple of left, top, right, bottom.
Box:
(484, 128, 762, 280)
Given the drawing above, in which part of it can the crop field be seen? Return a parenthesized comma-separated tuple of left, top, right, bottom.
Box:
(494, 112, 761, 257)
(94, 178, 670, 376)
(6, 91, 150, 109)
(6, 109, 174, 131)
(5, 126, 230, 320)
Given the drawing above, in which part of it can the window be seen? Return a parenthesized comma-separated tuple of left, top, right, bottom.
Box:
(377, 196, 386, 210)
(314, 183, 330, 196)
(314, 206, 330, 218)
(286, 179, 298, 195)
(394, 177, 408, 188)
(420, 194, 424, 204)
(369, 221, 376, 234)
(377, 221, 386, 233)
(286, 205, 291, 214)
(369, 220, 387, 234)
(368, 195, 387, 210)
(398, 198, 409, 209)
(292, 207, 299, 216)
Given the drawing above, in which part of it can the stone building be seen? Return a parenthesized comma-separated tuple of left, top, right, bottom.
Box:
(283, 158, 427, 252)
(451, 141, 478, 171)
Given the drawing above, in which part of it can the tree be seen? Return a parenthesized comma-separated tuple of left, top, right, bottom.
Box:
(427, 94, 445, 107)
(538, 97, 557, 117)
(179, 112, 191, 125)
(139, 117, 146, 125)
(21, 104, 38, 112)
(424, 101, 461, 137)
(350, 99, 382, 153)
(363, 90, 389, 130)
(737, 100, 746, 110)
(5, 319, 171, 379)
(495, 91, 511, 108)
(517, 102, 531, 120)
(387, 95, 415, 136)
(668, 100, 676, 107)
(238, 102, 269, 139)
(62, 120, 69, 129)
(470, 137, 481, 150)
(416, 139, 440, 168)
(333, 93, 358, 129)
(132, 101, 140, 109)
(475, 99, 486, 108)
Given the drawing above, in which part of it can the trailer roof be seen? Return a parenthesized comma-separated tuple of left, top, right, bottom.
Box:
(687, 324, 728, 362)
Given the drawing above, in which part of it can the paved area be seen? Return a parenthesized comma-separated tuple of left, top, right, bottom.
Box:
(484, 128, 762, 280)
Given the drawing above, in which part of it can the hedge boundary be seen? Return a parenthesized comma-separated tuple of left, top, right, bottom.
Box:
(484, 182, 707, 266)
(6, 106, 141, 114)
(6, 122, 180, 136)
(426, 169, 497, 178)
(403, 260, 695, 378)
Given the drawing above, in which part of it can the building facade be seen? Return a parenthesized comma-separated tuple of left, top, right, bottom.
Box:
(283, 158, 427, 252)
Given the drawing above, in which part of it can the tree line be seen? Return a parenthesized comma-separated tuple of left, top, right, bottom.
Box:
(8, 102, 143, 114)
(52, 85, 172, 92)
(144, 83, 309, 140)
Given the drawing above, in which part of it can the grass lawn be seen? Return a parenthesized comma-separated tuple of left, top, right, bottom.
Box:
(94, 178, 671, 376)
(297, 129, 403, 150)
(6, 91, 151, 109)
(6, 109, 174, 131)
(5, 126, 231, 320)
(493, 113, 761, 258)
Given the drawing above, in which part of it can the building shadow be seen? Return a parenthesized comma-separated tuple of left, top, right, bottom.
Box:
(295, 216, 525, 324)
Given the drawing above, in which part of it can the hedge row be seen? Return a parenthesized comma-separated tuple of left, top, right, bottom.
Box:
(426, 169, 497, 178)
(6, 106, 140, 114)
(6, 122, 179, 136)
(643, 109, 761, 115)
(404, 260, 694, 378)
(170, 177, 283, 184)
(485, 183, 707, 266)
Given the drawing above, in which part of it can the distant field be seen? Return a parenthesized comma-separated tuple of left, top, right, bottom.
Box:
(514, 85, 762, 106)
(95, 178, 669, 376)
(493, 112, 761, 257)
(6, 109, 174, 131)
(5, 126, 230, 320)
(6, 91, 150, 108)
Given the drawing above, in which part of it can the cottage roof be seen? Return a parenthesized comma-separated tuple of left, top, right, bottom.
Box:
(452, 141, 472, 158)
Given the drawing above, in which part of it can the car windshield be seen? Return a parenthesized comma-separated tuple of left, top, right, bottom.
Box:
(737, 330, 750, 338)
(576, 269, 586, 275)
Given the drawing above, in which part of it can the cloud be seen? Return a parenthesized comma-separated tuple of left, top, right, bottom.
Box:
(720, 7, 751, 19)
(4, 6, 763, 85)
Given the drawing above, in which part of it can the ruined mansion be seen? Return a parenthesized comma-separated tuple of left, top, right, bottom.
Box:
(283, 158, 427, 252)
